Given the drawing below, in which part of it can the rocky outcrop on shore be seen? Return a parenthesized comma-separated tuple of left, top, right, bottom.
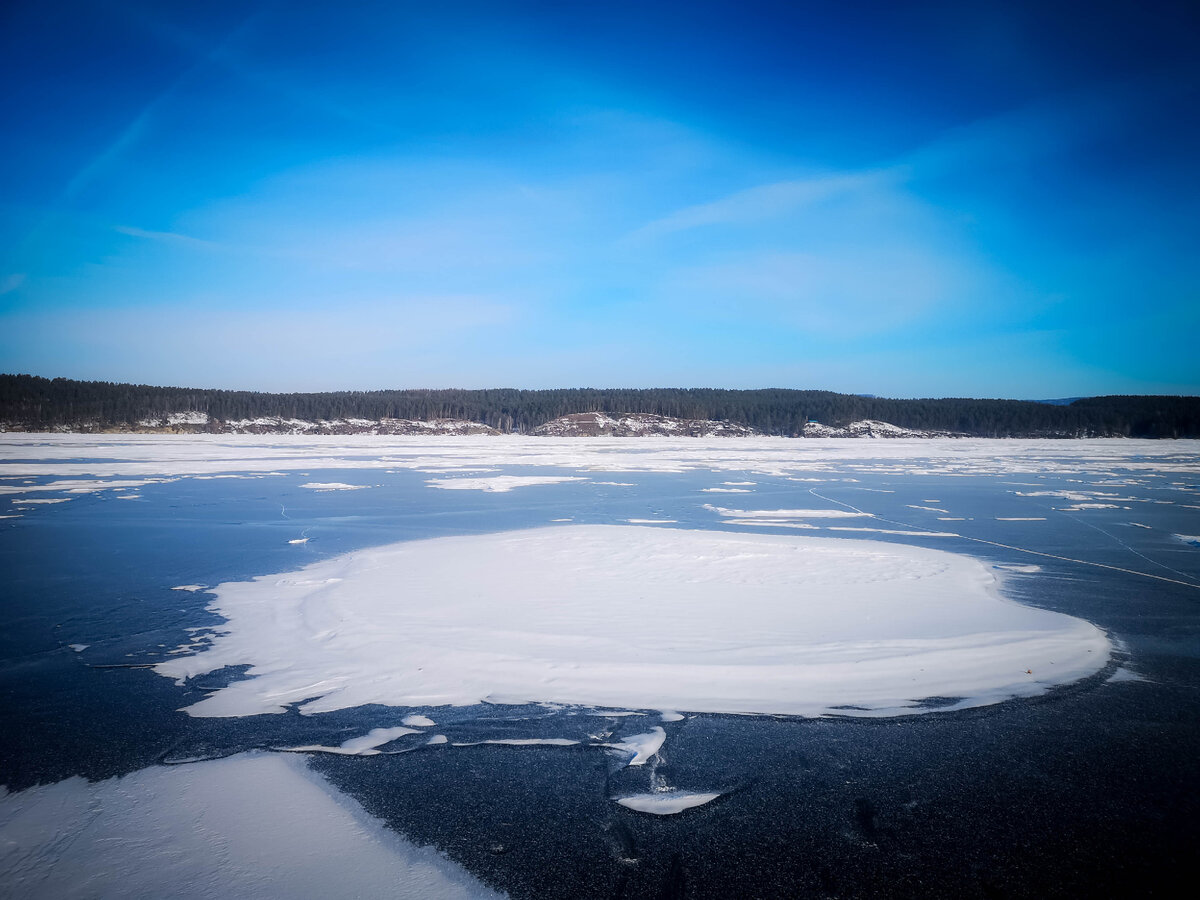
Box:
(3, 414, 500, 436)
(801, 419, 963, 438)
(530, 412, 759, 437)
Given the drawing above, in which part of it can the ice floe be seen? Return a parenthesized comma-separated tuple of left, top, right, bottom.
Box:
(604, 727, 666, 766)
(452, 738, 580, 748)
(614, 791, 722, 815)
(279, 726, 422, 756)
(171, 584, 207, 592)
(0, 752, 500, 899)
(299, 482, 367, 491)
(156, 525, 1110, 719)
(403, 714, 437, 727)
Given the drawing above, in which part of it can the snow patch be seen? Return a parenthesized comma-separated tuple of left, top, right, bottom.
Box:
(604, 727, 666, 767)
(452, 738, 580, 748)
(278, 726, 422, 756)
(156, 525, 1111, 719)
(614, 791, 721, 815)
(427, 475, 587, 492)
(0, 752, 501, 899)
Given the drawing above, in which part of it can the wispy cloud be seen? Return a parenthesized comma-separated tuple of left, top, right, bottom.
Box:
(0, 273, 26, 296)
(628, 172, 885, 241)
(115, 225, 214, 248)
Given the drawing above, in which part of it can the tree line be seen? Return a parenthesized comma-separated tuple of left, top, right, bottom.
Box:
(2, 374, 1198, 438)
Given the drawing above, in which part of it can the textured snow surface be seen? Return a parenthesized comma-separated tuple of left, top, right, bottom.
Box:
(0, 753, 501, 899)
(157, 525, 1110, 719)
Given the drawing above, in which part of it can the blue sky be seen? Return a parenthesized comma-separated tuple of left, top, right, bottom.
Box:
(1, 0, 1197, 397)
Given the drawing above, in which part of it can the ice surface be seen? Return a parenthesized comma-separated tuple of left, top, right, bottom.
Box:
(427, 475, 587, 492)
(1173, 534, 1200, 547)
(614, 791, 722, 814)
(6, 435, 1196, 485)
(156, 525, 1110, 719)
(705, 504, 868, 519)
(825, 526, 958, 537)
(0, 752, 501, 899)
(0, 477, 170, 497)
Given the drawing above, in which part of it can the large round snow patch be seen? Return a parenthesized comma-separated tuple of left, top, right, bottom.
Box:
(158, 526, 1109, 717)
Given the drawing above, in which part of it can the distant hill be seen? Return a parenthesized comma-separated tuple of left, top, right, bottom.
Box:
(2, 374, 1198, 438)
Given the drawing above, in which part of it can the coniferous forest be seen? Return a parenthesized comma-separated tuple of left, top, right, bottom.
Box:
(1, 373, 1198, 437)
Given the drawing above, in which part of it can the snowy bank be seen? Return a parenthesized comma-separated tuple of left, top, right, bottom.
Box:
(157, 525, 1110, 718)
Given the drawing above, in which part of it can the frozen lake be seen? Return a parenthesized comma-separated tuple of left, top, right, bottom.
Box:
(2, 435, 1199, 898)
